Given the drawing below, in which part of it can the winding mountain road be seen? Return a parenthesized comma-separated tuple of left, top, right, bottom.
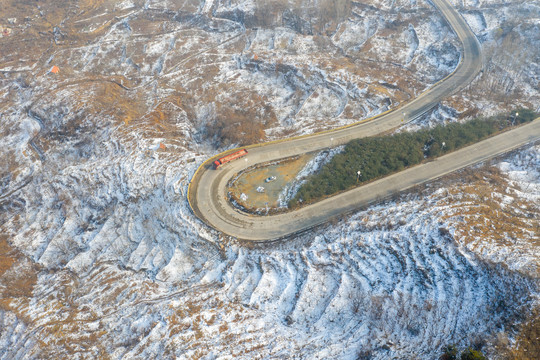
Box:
(188, 0, 540, 242)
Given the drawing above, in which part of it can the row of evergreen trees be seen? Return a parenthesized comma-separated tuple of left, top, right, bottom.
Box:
(289, 108, 537, 208)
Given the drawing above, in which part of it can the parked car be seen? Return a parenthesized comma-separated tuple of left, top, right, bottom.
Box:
(265, 176, 277, 183)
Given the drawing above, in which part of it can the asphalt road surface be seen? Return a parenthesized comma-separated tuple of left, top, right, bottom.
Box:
(188, 0, 540, 242)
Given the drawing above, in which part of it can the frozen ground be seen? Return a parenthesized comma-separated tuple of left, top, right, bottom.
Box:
(0, 0, 539, 359)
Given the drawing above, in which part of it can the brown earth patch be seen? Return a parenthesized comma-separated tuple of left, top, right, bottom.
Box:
(438, 166, 539, 250)
(506, 309, 540, 360)
(229, 153, 314, 211)
(0, 235, 39, 302)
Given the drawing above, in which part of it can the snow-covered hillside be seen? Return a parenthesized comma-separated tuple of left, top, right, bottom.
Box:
(0, 0, 539, 359)
(445, 0, 540, 118)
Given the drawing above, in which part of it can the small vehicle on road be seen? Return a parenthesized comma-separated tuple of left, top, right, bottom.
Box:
(265, 176, 277, 183)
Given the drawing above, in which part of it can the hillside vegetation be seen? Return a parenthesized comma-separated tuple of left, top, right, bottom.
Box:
(290, 109, 537, 207)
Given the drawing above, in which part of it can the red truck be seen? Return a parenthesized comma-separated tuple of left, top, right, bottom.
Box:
(213, 149, 248, 169)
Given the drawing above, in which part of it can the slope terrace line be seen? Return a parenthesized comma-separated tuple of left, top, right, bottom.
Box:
(188, 0, 488, 241)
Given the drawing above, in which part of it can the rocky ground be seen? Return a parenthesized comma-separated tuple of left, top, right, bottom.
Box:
(0, 0, 539, 359)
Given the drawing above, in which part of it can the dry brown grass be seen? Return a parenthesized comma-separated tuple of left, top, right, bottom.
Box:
(491, 307, 540, 360)
(0, 262, 162, 358)
(438, 166, 539, 252)
(0, 235, 17, 277)
(168, 313, 191, 338)
(0, 236, 39, 301)
(506, 309, 540, 360)
(0, 237, 40, 343)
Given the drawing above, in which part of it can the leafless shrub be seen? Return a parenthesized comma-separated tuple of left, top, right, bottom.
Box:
(469, 21, 538, 108)
(202, 92, 277, 147)
(252, 0, 351, 34)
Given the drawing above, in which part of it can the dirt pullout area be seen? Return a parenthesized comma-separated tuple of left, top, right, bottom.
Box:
(228, 154, 314, 212)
